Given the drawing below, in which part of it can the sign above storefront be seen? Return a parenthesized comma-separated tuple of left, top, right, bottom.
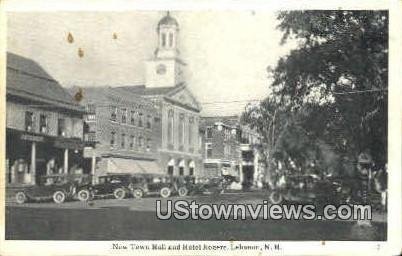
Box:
(20, 134, 44, 142)
(54, 138, 84, 150)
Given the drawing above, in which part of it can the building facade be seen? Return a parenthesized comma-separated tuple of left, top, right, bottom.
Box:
(6, 53, 86, 186)
(199, 115, 265, 189)
(200, 116, 241, 178)
(117, 13, 203, 177)
(69, 87, 162, 179)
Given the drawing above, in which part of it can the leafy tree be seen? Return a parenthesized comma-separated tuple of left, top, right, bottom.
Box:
(242, 10, 388, 181)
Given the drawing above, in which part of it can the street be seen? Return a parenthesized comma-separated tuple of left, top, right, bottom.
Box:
(5, 192, 386, 241)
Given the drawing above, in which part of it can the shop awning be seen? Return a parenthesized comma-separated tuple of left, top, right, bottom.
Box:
(108, 158, 161, 174)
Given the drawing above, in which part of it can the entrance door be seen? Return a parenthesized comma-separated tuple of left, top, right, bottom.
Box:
(242, 166, 254, 190)
(167, 166, 174, 175)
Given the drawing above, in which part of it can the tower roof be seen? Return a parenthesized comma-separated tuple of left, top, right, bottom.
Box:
(158, 12, 179, 28)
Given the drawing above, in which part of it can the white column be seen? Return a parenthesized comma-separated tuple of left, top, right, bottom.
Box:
(31, 142, 36, 185)
(64, 148, 69, 174)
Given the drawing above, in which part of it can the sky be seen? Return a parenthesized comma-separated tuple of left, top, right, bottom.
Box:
(7, 11, 296, 116)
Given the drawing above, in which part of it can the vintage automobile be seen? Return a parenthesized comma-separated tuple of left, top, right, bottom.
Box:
(186, 176, 227, 195)
(15, 174, 78, 204)
(268, 174, 343, 205)
(128, 173, 176, 198)
(76, 174, 131, 201)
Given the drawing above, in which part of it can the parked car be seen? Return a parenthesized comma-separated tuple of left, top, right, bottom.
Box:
(128, 173, 176, 198)
(188, 176, 226, 195)
(268, 174, 343, 205)
(76, 174, 131, 201)
(15, 174, 78, 204)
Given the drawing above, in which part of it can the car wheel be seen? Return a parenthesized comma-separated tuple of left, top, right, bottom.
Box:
(77, 189, 91, 202)
(53, 191, 66, 204)
(15, 192, 27, 204)
(113, 188, 126, 200)
(178, 187, 188, 197)
(269, 191, 283, 204)
(132, 188, 144, 199)
(160, 187, 171, 198)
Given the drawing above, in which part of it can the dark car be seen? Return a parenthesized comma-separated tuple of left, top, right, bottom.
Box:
(187, 176, 226, 195)
(15, 174, 78, 204)
(128, 173, 176, 198)
(76, 174, 131, 201)
(268, 174, 342, 205)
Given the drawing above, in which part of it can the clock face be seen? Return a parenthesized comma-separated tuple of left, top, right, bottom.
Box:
(156, 64, 167, 75)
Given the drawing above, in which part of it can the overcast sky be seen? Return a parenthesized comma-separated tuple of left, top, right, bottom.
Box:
(7, 11, 296, 116)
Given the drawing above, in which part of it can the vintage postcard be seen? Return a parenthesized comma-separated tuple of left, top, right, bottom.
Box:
(0, 0, 401, 255)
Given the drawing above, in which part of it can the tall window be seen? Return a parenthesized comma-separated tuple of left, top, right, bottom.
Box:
(188, 117, 194, 146)
(178, 114, 185, 146)
(146, 115, 152, 129)
(130, 111, 136, 125)
(121, 133, 126, 148)
(167, 110, 174, 144)
(110, 106, 117, 122)
(206, 143, 212, 158)
(130, 135, 135, 149)
(25, 111, 34, 132)
(206, 127, 213, 139)
(110, 131, 116, 148)
(169, 33, 173, 47)
(162, 33, 166, 47)
(138, 113, 143, 127)
(121, 108, 127, 124)
(39, 114, 48, 133)
(57, 118, 66, 136)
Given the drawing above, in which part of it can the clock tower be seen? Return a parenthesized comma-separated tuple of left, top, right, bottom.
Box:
(145, 12, 185, 88)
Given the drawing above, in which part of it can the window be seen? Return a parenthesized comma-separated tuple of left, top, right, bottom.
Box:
(86, 104, 96, 121)
(130, 135, 135, 149)
(146, 138, 152, 151)
(162, 33, 166, 47)
(110, 132, 116, 148)
(146, 115, 152, 129)
(224, 145, 231, 156)
(189, 167, 194, 176)
(110, 106, 117, 121)
(121, 133, 126, 148)
(57, 118, 66, 136)
(39, 114, 48, 133)
(130, 111, 136, 125)
(25, 111, 34, 132)
(188, 117, 194, 146)
(167, 110, 174, 144)
(206, 143, 212, 158)
(179, 167, 184, 176)
(169, 32, 173, 47)
(138, 113, 143, 127)
(138, 136, 144, 147)
(121, 108, 127, 124)
(206, 127, 213, 139)
(179, 114, 185, 146)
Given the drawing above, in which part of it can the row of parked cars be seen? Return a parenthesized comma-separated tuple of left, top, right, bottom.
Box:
(15, 173, 235, 204)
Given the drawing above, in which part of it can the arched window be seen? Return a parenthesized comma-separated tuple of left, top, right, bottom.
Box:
(161, 33, 166, 47)
(169, 32, 173, 47)
(168, 110, 174, 144)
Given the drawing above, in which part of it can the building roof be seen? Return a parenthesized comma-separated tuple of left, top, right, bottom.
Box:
(158, 12, 179, 28)
(117, 84, 184, 97)
(6, 52, 83, 112)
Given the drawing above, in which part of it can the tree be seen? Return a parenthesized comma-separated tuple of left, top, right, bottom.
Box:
(242, 10, 388, 181)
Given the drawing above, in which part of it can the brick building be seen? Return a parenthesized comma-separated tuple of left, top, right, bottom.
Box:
(200, 115, 265, 189)
(6, 52, 86, 186)
(200, 116, 241, 178)
(68, 86, 162, 179)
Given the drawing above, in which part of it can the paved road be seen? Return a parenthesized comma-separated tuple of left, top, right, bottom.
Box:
(5, 193, 386, 241)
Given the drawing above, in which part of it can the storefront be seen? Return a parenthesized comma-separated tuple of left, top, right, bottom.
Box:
(6, 128, 86, 186)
